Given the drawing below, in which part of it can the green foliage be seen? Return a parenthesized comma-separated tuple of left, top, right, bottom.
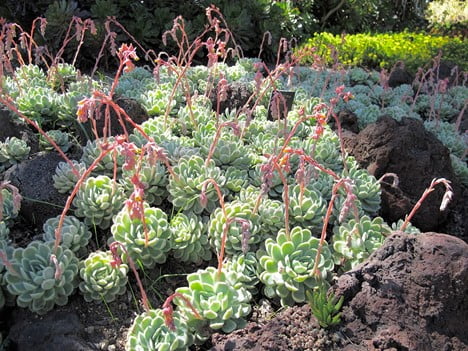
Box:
(208, 200, 262, 257)
(0, 187, 21, 223)
(52, 160, 87, 194)
(78, 250, 128, 303)
(332, 216, 391, 272)
(306, 283, 344, 328)
(126, 308, 193, 351)
(258, 226, 335, 307)
(175, 266, 252, 342)
(288, 184, 327, 232)
(4, 241, 79, 314)
(39, 130, 72, 152)
(299, 32, 468, 72)
(423, 120, 466, 158)
(80, 138, 124, 177)
(168, 155, 226, 214)
(111, 203, 172, 268)
(169, 213, 212, 265)
(42, 215, 91, 254)
(73, 175, 125, 229)
(0, 137, 30, 171)
(425, 0, 468, 34)
(450, 154, 468, 187)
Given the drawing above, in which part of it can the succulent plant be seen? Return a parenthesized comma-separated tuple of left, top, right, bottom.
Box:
(111, 203, 172, 268)
(0, 137, 30, 171)
(129, 116, 174, 147)
(288, 184, 327, 233)
(4, 241, 79, 314)
(175, 266, 252, 342)
(0, 186, 21, 223)
(120, 158, 168, 206)
(159, 139, 201, 164)
(258, 226, 335, 307)
(306, 282, 344, 329)
(168, 155, 226, 214)
(332, 215, 391, 272)
(16, 86, 60, 125)
(80, 138, 124, 177)
(42, 215, 91, 255)
(223, 252, 260, 294)
(224, 167, 250, 195)
(390, 219, 421, 234)
(424, 120, 467, 159)
(39, 130, 72, 152)
(52, 160, 88, 194)
(170, 213, 212, 265)
(47, 63, 78, 91)
(450, 154, 468, 187)
(258, 198, 285, 238)
(78, 250, 128, 303)
(141, 83, 180, 116)
(73, 175, 126, 230)
(177, 96, 213, 133)
(126, 308, 194, 351)
(209, 200, 262, 257)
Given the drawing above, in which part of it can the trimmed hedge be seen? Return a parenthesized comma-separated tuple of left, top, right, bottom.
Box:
(297, 32, 468, 72)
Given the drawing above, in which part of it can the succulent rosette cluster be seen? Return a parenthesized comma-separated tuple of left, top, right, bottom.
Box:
(42, 215, 91, 254)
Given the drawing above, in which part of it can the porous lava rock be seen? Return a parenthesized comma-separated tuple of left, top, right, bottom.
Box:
(344, 115, 464, 235)
(0, 108, 39, 153)
(210, 82, 253, 114)
(333, 231, 468, 351)
(388, 67, 414, 88)
(4, 152, 69, 229)
(7, 309, 96, 351)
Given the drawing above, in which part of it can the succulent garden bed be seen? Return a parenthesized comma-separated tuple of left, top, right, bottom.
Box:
(1, 8, 467, 351)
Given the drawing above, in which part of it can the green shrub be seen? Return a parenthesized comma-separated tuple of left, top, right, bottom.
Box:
(298, 31, 468, 72)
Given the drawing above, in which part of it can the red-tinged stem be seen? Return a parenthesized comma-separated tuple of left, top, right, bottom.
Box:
(201, 178, 226, 218)
(53, 148, 112, 252)
(272, 162, 290, 240)
(111, 241, 150, 312)
(0, 250, 19, 276)
(164, 292, 202, 320)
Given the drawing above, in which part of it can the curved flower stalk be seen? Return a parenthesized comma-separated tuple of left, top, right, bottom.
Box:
(175, 266, 252, 343)
(111, 203, 171, 268)
(288, 184, 327, 233)
(126, 308, 194, 351)
(78, 250, 128, 303)
(170, 213, 212, 265)
(332, 216, 391, 272)
(120, 158, 168, 207)
(52, 160, 87, 194)
(80, 138, 124, 177)
(42, 215, 91, 255)
(258, 226, 334, 307)
(73, 175, 126, 230)
(129, 116, 174, 147)
(4, 241, 79, 314)
(208, 200, 262, 257)
(177, 96, 213, 132)
(168, 155, 226, 214)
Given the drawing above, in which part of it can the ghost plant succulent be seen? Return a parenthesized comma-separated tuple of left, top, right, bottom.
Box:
(4, 241, 79, 314)
(78, 250, 128, 303)
(42, 215, 91, 254)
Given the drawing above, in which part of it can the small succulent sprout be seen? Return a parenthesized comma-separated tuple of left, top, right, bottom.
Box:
(208, 200, 262, 257)
(288, 184, 327, 233)
(175, 266, 252, 342)
(78, 250, 128, 303)
(120, 158, 168, 207)
(332, 215, 391, 272)
(111, 202, 172, 268)
(73, 175, 126, 229)
(391, 219, 420, 234)
(126, 308, 194, 351)
(0, 137, 30, 170)
(39, 130, 72, 152)
(129, 116, 174, 146)
(52, 160, 87, 194)
(80, 138, 124, 177)
(306, 282, 344, 328)
(42, 215, 91, 254)
(168, 155, 226, 214)
(258, 226, 335, 307)
(159, 139, 201, 164)
(4, 241, 79, 314)
(170, 213, 212, 265)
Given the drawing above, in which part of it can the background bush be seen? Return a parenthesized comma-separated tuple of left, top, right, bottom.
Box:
(297, 31, 468, 72)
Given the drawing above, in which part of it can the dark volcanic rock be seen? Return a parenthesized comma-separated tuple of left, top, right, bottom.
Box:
(388, 67, 414, 88)
(7, 309, 96, 351)
(345, 115, 464, 234)
(210, 82, 253, 114)
(0, 108, 39, 154)
(333, 232, 468, 351)
(4, 152, 69, 229)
